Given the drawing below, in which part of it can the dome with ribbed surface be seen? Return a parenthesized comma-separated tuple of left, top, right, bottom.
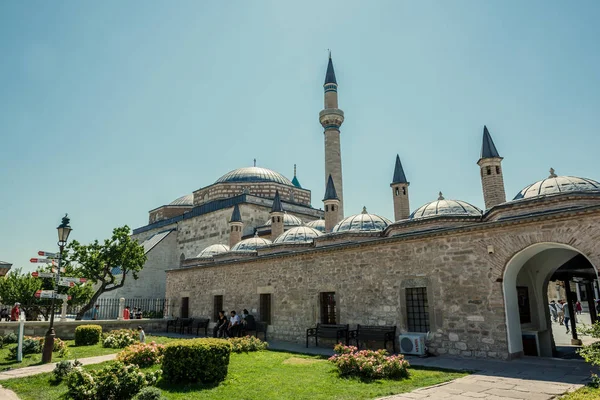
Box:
(230, 236, 272, 251)
(332, 207, 392, 233)
(514, 170, 600, 200)
(197, 244, 230, 258)
(263, 213, 303, 227)
(410, 193, 482, 219)
(306, 219, 325, 233)
(169, 194, 193, 206)
(273, 226, 323, 244)
(215, 167, 293, 186)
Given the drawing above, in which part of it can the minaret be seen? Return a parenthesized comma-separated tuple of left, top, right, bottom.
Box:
(319, 53, 345, 219)
(228, 204, 243, 248)
(270, 190, 284, 240)
(477, 125, 506, 209)
(323, 175, 341, 232)
(390, 154, 410, 221)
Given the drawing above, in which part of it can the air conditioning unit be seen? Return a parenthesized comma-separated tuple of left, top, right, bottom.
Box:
(399, 333, 426, 356)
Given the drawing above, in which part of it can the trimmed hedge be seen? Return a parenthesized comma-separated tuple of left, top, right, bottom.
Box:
(74, 325, 102, 346)
(162, 338, 231, 384)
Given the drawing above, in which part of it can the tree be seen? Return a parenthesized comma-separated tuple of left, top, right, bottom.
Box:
(0, 268, 42, 318)
(67, 225, 146, 320)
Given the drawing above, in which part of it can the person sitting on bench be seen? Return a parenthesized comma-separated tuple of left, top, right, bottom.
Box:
(213, 310, 228, 338)
(227, 310, 241, 337)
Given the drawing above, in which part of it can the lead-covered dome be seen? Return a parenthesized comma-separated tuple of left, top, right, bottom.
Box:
(410, 192, 482, 219)
(513, 169, 600, 200)
(230, 235, 272, 251)
(332, 207, 392, 233)
(306, 219, 325, 233)
(169, 194, 193, 206)
(273, 226, 323, 244)
(263, 213, 303, 227)
(197, 244, 230, 258)
(215, 167, 293, 186)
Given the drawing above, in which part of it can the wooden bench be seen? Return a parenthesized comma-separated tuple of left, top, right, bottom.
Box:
(166, 318, 179, 333)
(306, 323, 349, 347)
(194, 317, 210, 337)
(179, 318, 194, 334)
(243, 320, 268, 341)
(349, 324, 397, 352)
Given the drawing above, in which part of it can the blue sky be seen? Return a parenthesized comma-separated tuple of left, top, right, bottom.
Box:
(1, 1, 599, 272)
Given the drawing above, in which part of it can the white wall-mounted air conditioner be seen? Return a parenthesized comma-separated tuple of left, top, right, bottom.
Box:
(398, 333, 426, 355)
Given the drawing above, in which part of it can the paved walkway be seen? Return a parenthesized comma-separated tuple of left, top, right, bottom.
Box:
(0, 337, 596, 400)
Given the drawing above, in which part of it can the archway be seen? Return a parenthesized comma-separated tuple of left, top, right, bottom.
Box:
(503, 242, 599, 358)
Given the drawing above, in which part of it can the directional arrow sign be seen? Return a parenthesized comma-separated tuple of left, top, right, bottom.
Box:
(55, 294, 71, 301)
(58, 279, 75, 287)
(37, 251, 58, 258)
(60, 277, 87, 284)
(34, 290, 56, 299)
(31, 272, 56, 279)
(30, 258, 56, 264)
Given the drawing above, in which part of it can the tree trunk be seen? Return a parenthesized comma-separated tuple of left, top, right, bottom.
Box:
(75, 284, 106, 320)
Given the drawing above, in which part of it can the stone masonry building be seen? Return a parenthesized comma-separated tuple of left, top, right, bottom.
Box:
(129, 55, 600, 361)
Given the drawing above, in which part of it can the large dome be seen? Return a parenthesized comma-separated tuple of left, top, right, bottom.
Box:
(263, 213, 303, 227)
(230, 235, 272, 251)
(273, 226, 323, 244)
(197, 244, 230, 258)
(410, 192, 482, 220)
(332, 207, 392, 233)
(215, 167, 293, 186)
(169, 194, 193, 206)
(514, 169, 600, 200)
(306, 219, 325, 233)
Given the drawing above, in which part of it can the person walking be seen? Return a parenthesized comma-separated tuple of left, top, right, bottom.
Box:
(576, 301, 583, 315)
(123, 306, 131, 320)
(138, 326, 146, 343)
(10, 303, 20, 321)
(564, 302, 572, 334)
(557, 300, 565, 325)
(549, 301, 558, 323)
(91, 305, 99, 320)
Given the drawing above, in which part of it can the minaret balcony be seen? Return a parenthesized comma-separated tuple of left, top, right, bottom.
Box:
(319, 109, 345, 128)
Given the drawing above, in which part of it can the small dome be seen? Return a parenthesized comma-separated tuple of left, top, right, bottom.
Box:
(215, 166, 293, 186)
(197, 244, 230, 258)
(273, 226, 323, 244)
(306, 219, 326, 233)
(231, 235, 272, 251)
(263, 213, 303, 227)
(410, 192, 482, 219)
(169, 194, 193, 206)
(514, 169, 600, 200)
(332, 207, 392, 233)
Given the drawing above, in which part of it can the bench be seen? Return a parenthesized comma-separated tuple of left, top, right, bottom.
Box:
(179, 318, 194, 334)
(349, 324, 397, 352)
(194, 317, 210, 337)
(243, 320, 268, 341)
(166, 318, 179, 333)
(306, 323, 349, 348)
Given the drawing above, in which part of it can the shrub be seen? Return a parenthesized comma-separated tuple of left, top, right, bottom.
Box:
(117, 341, 165, 368)
(228, 336, 268, 353)
(3, 332, 17, 344)
(9, 338, 41, 359)
(52, 359, 82, 382)
(133, 387, 165, 400)
(39, 337, 67, 353)
(75, 325, 102, 346)
(162, 338, 231, 384)
(66, 362, 161, 400)
(103, 329, 137, 348)
(328, 344, 410, 380)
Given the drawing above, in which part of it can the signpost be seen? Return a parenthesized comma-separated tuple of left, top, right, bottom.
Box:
(31, 272, 56, 279)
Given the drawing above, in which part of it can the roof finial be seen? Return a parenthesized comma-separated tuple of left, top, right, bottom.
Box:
(328, 49, 331, 59)
(549, 167, 557, 178)
(362, 206, 367, 214)
(438, 192, 445, 200)
(294, 164, 297, 177)
(253, 158, 256, 167)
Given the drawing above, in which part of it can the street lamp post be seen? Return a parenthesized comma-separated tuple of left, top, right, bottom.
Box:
(41, 214, 72, 364)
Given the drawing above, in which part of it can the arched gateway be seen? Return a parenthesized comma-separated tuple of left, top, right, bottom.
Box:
(503, 242, 599, 358)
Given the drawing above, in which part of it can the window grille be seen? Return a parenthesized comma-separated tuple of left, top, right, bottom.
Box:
(320, 292, 337, 324)
(406, 287, 429, 332)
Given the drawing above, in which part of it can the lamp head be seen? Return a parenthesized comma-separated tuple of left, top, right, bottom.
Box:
(57, 214, 72, 244)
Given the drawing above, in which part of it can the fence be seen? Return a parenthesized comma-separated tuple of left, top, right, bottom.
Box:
(69, 298, 168, 320)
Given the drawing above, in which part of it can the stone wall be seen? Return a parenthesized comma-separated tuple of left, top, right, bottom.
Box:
(166, 208, 600, 360)
(149, 205, 193, 224)
(0, 319, 167, 339)
(193, 182, 311, 207)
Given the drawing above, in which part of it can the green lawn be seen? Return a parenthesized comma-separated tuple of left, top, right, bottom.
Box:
(559, 386, 600, 400)
(2, 351, 466, 400)
(0, 335, 176, 370)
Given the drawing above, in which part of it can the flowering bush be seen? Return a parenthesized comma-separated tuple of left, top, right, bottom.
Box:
(66, 362, 161, 400)
(39, 337, 67, 353)
(228, 336, 268, 353)
(53, 359, 82, 382)
(328, 344, 410, 380)
(102, 329, 137, 348)
(117, 341, 165, 368)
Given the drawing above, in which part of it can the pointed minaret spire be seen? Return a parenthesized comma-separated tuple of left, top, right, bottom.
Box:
(323, 175, 338, 200)
(324, 52, 337, 85)
(270, 190, 284, 240)
(228, 204, 244, 247)
(390, 154, 410, 221)
(230, 204, 242, 222)
(481, 125, 501, 159)
(271, 190, 284, 212)
(391, 155, 408, 184)
(477, 125, 506, 209)
(291, 164, 302, 188)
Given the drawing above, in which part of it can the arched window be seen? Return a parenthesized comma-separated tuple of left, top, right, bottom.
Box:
(325, 205, 329, 212)
(486, 166, 491, 175)
(402, 187, 406, 195)
(496, 166, 501, 174)
(272, 217, 275, 222)
(395, 188, 399, 196)
(332, 205, 335, 211)
(180, 253, 185, 262)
